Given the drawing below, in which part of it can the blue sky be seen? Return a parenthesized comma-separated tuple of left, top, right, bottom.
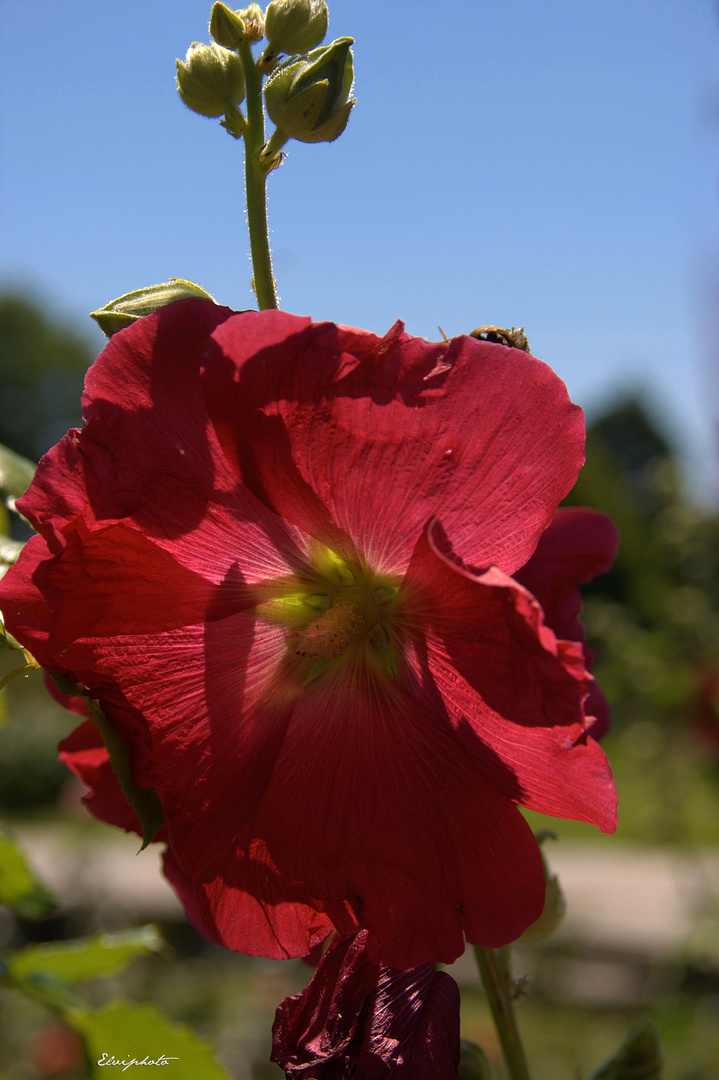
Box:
(2, 0, 718, 499)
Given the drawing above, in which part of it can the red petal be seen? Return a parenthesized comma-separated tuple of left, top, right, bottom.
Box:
(57, 721, 218, 944)
(39, 518, 247, 653)
(195, 657, 545, 967)
(55, 613, 305, 876)
(197, 843, 343, 961)
(161, 847, 222, 944)
(515, 506, 618, 738)
(0, 535, 59, 666)
(14, 301, 309, 594)
(43, 670, 89, 718)
(1, 505, 322, 881)
(58, 720, 140, 834)
(272, 931, 460, 1079)
(400, 521, 617, 832)
(203, 312, 585, 574)
(515, 507, 618, 642)
(17, 300, 234, 546)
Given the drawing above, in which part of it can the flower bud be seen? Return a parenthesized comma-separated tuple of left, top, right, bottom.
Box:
(90, 280, 217, 338)
(264, 37, 355, 144)
(176, 41, 245, 118)
(590, 1020, 664, 1080)
(264, 0, 329, 56)
(209, 2, 247, 49)
(236, 3, 264, 42)
(519, 830, 566, 943)
(458, 1039, 494, 1080)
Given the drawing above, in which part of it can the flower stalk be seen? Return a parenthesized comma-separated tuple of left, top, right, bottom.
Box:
(238, 37, 279, 310)
(474, 946, 532, 1080)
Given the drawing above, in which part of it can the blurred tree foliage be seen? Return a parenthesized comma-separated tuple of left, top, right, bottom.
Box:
(0, 293, 95, 464)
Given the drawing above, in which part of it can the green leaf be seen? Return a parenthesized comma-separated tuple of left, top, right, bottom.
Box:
(5, 969, 84, 1012)
(0, 441, 36, 503)
(0, 829, 55, 919)
(69, 1001, 233, 1079)
(86, 696, 164, 847)
(590, 1019, 664, 1080)
(8, 926, 164, 984)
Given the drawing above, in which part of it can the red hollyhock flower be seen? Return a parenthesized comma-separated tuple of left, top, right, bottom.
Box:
(0, 300, 617, 967)
(271, 930, 460, 1078)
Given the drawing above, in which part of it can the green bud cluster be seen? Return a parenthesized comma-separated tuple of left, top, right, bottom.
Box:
(176, 0, 354, 150)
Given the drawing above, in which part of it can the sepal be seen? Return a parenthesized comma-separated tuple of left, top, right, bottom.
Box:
(90, 280, 217, 337)
(85, 696, 164, 849)
(518, 831, 566, 943)
(209, 2, 247, 49)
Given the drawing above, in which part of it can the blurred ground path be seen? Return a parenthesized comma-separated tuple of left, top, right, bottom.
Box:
(10, 823, 719, 1001)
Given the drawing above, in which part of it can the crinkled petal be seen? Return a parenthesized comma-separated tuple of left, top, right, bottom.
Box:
(203, 311, 585, 575)
(399, 520, 617, 832)
(195, 655, 545, 967)
(515, 506, 618, 738)
(272, 930, 460, 1079)
(515, 507, 618, 636)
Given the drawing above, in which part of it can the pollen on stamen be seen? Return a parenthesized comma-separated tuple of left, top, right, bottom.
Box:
(295, 600, 362, 661)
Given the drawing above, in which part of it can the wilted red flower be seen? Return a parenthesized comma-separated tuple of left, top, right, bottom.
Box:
(272, 930, 460, 1078)
(0, 300, 616, 967)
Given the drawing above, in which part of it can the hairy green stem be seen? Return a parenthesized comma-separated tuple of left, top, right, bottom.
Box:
(474, 946, 532, 1080)
(238, 38, 278, 309)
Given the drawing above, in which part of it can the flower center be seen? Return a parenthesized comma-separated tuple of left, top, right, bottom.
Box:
(295, 580, 396, 664)
(295, 600, 362, 660)
(255, 547, 400, 674)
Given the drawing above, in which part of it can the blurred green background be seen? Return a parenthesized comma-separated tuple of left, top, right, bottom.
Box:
(1, 293, 718, 1078)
